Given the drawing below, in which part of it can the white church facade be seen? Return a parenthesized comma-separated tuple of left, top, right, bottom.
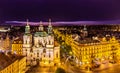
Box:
(23, 20, 60, 66)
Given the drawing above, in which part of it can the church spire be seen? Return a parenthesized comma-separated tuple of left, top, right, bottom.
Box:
(39, 21, 44, 31)
(48, 18, 52, 27)
(83, 25, 87, 31)
(25, 19, 30, 33)
(40, 21, 42, 25)
(27, 19, 29, 26)
(83, 25, 88, 37)
(48, 18, 53, 35)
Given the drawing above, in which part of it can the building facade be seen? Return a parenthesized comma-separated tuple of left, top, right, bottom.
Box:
(12, 39, 23, 55)
(0, 53, 26, 73)
(23, 20, 60, 66)
(54, 28, 120, 68)
(71, 36, 120, 68)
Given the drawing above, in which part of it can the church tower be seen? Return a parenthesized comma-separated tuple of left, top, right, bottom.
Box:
(23, 19, 32, 45)
(47, 19, 53, 35)
(4, 34, 10, 50)
(39, 21, 44, 31)
(23, 19, 32, 65)
(25, 19, 30, 34)
(47, 19, 54, 45)
(83, 25, 88, 37)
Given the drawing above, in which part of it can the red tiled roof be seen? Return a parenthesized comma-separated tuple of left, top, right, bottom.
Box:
(0, 52, 12, 70)
(0, 52, 24, 70)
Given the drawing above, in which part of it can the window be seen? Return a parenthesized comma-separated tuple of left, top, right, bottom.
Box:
(56, 52, 58, 58)
(49, 54, 51, 58)
(49, 60, 51, 63)
(37, 53, 39, 57)
(49, 41, 50, 44)
(43, 49, 46, 53)
(26, 40, 27, 44)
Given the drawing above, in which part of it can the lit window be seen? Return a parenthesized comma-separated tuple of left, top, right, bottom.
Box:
(49, 60, 51, 63)
(49, 54, 51, 58)
(56, 53, 58, 58)
(37, 53, 39, 57)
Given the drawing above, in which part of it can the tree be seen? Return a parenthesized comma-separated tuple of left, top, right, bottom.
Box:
(55, 68, 66, 73)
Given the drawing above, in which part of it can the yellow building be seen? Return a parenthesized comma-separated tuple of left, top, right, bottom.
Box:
(0, 52, 26, 73)
(71, 36, 120, 67)
(12, 39, 23, 55)
(53, 29, 120, 68)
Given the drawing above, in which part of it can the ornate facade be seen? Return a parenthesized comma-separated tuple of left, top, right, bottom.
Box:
(23, 19, 60, 66)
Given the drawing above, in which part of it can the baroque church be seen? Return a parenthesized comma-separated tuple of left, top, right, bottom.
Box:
(23, 19, 60, 66)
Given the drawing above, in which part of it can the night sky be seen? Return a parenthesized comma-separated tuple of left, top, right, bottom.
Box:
(0, 0, 120, 22)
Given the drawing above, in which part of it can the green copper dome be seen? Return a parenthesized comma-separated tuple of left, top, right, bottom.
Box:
(34, 31, 48, 37)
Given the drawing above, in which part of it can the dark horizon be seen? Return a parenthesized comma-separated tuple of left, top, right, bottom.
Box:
(0, 0, 120, 23)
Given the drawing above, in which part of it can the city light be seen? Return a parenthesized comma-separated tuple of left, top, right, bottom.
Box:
(1, 21, 120, 73)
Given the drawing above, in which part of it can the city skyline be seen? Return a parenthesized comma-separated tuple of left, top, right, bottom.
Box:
(0, 22, 120, 73)
(5, 20, 120, 26)
(1, 0, 120, 73)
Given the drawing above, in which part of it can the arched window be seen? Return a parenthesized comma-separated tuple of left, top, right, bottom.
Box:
(37, 53, 39, 57)
(56, 52, 58, 58)
(26, 40, 27, 44)
(49, 54, 51, 58)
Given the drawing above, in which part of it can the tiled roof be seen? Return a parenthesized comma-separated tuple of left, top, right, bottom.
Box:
(0, 52, 24, 70)
(0, 52, 12, 70)
(78, 38, 100, 44)
(12, 38, 23, 44)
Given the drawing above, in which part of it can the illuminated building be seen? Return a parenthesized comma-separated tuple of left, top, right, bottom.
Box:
(0, 52, 26, 73)
(54, 29, 120, 68)
(5, 34, 10, 50)
(0, 34, 10, 50)
(23, 19, 60, 66)
(12, 38, 23, 55)
(72, 37, 120, 66)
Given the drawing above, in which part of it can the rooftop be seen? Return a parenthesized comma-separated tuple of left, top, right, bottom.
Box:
(78, 38, 100, 44)
(0, 52, 12, 70)
(12, 38, 23, 44)
(0, 52, 25, 71)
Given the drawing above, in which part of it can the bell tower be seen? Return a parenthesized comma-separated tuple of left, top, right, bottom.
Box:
(47, 19, 53, 35)
(39, 21, 44, 31)
(83, 25, 88, 37)
(25, 19, 30, 34)
(23, 19, 32, 65)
